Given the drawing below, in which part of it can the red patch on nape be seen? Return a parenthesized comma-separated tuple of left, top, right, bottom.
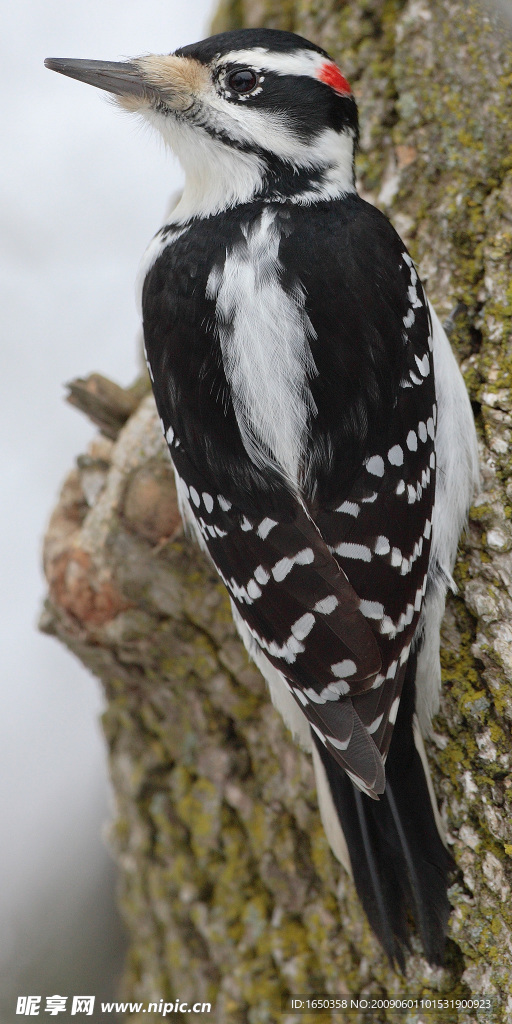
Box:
(317, 62, 351, 96)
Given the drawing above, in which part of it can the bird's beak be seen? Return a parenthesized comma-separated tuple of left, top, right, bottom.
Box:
(44, 55, 208, 112)
(44, 58, 149, 101)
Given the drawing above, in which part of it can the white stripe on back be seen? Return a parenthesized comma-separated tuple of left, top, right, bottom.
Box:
(207, 208, 317, 485)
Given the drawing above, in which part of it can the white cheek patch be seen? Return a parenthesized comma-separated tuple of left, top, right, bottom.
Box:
(204, 92, 355, 179)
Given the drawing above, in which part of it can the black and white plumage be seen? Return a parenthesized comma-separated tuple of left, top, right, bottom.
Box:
(46, 29, 479, 967)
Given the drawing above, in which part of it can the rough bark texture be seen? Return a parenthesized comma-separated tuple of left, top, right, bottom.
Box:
(40, 1, 512, 1021)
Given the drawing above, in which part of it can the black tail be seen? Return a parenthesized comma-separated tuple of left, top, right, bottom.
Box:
(312, 652, 454, 969)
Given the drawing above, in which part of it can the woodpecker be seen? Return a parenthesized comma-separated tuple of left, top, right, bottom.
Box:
(46, 28, 479, 968)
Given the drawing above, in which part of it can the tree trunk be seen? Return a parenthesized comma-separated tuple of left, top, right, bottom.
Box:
(41, 1, 512, 1020)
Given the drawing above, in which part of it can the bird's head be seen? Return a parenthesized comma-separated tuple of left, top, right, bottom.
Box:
(45, 28, 358, 219)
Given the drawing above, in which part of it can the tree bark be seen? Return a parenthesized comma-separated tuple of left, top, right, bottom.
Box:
(41, 1, 512, 1020)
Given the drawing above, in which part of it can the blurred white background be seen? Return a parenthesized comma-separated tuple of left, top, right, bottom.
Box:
(1, 0, 212, 1016)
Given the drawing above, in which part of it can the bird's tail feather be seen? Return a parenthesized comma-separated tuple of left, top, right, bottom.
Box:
(312, 652, 454, 968)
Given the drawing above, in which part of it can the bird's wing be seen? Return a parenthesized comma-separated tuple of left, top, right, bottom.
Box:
(169, 440, 385, 795)
(293, 199, 437, 773)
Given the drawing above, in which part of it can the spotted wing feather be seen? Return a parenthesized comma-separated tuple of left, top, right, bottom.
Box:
(304, 240, 437, 765)
(167, 442, 389, 791)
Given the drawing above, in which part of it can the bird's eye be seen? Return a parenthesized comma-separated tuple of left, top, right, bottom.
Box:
(227, 69, 258, 94)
